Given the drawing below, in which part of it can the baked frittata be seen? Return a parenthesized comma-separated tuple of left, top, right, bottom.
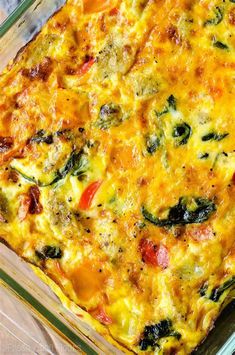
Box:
(0, 0, 235, 353)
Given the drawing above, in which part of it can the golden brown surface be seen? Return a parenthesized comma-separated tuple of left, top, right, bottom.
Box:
(0, 0, 235, 353)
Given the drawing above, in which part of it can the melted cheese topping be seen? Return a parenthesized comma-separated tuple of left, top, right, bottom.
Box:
(0, 0, 235, 353)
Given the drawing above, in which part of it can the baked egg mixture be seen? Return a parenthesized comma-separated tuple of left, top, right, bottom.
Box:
(0, 0, 235, 353)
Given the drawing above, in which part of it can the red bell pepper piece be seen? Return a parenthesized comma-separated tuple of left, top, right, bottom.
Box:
(109, 7, 119, 16)
(139, 238, 169, 269)
(79, 57, 96, 75)
(232, 172, 235, 184)
(79, 180, 102, 210)
(90, 305, 112, 325)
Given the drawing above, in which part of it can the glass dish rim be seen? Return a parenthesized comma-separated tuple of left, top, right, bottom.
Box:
(0, 1, 234, 354)
(0, 0, 36, 37)
(0, 245, 121, 355)
(0, 268, 97, 355)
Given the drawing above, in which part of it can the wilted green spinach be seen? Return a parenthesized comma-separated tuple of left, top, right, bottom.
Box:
(30, 130, 53, 145)
(36, 245, 62, 260)
(213, 40, 229, 50)
(172, 122, 192, 146)
(204, 7, 223, 26)
(139, 319, 181, 351)
(146, 134, 160, 154)
(155, 95, 177, 117)
(142, 196, 216, 227)
(209, 276, 235, 302)
(201, 132, 229, 142)
(12, 150, 88, 187)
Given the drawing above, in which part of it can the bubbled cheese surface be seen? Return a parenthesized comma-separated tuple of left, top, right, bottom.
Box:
(0, 0, 235, 353)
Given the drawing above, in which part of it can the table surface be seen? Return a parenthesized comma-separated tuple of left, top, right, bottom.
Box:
(0, 285, 77, 355)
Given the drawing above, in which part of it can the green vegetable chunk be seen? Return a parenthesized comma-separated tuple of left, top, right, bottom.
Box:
(201, 132, 229, 142)
(95, 103, 124, 129)
(11, 168, 39, 185)
(209, 276, 235, 302)
(172, 122, 192, 146)
(146, 134, 160, 154)
(139, 319, 181, 351)
(12, 150, 88, 187)
(142, 196, 216, 227)
(56, 151, 83, 179)
(36, 246, 62, 260)
(46, 150, 88, 185)
(199, 283, 208, 297)
(155, 95, 177, 117)
(30, 129, 53, 144)
(72, 154, 89, 177)
(167, 95, 177, 111)
(198, 153, 209, 159)
(204, 7, 223, 26)
(213, 40, 229, 50)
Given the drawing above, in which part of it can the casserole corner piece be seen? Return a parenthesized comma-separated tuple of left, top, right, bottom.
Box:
(0, 0, 235, 353)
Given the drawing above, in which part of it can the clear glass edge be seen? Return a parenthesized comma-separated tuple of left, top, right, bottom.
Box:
(0, 246, 122, 355)
(0, 0, 234, 353)
(0, 251, 234, 355)
(0, 286, 61, 355)
(0, 268, 97, 355)
(217, 334, 235, 355)
(0, 0, 36, 37)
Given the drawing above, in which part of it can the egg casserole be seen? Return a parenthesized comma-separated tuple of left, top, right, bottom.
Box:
(0, 0, 235, 353)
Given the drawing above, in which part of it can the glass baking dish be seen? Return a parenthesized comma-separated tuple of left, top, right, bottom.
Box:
(0, 1, 234, 354)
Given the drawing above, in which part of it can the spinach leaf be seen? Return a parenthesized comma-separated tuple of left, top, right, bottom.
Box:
(201, 132, 229, 142)
(58, 151, 81, 179)
(199, 283, 208, 297)
(56, 129, 73, 141)
(95, 103, 124, 130)
(48, 151, 87, 185)
(139, 319, 181, 351)
(156, 106, 168, 118)
(213, 40, 229, 50)
(204, 7, 223, 26)
(30, 130, 53, 145)
(11, 167, 39, 185)
(167, 95, 177, 111)
(36, 246, 62, 260)
(172, 122, 192, 146)
(146, 134, 160, 154)
(12, 151, 87, 187)
(142, 206, 161, 226)
(72, 154, 89, 177)
(155, 95, 177, 117)
(198, 153, 209, 159)
(142, 196, 216, 227)
(209, 276, 235, 302)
